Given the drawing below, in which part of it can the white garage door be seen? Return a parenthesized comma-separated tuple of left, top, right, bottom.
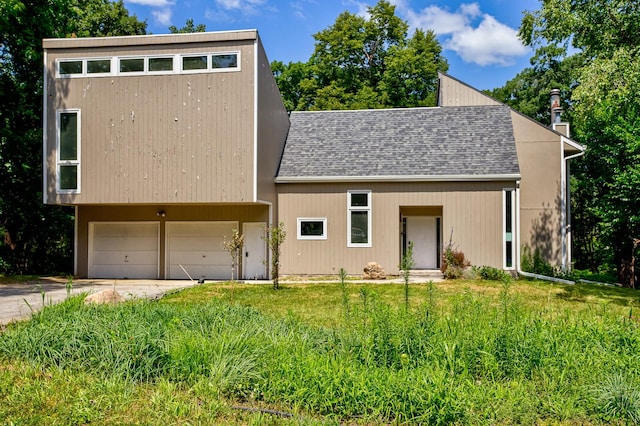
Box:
(166, 221, 237, 280)
(90, 222, 160, 279)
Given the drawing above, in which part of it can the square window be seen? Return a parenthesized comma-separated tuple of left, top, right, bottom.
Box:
(87, 59, 111, 74)
(182, 55, 207, 71)
(350, 193, 369, 207)
(211, 53, 238, 69)
(297, 218, 327, 240)
(59, 165, 78, 190)
(59, 60, 82, 75)
(149, 57, 173, 72)
(120, 58, 144, 73)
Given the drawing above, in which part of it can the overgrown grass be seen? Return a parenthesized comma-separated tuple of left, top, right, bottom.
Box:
(1, 279, 640, 424)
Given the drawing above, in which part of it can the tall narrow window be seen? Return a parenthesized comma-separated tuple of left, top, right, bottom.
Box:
(348, 191, 371, 247)
(57, 110, 80, 193)
(503, 189, 515, 269)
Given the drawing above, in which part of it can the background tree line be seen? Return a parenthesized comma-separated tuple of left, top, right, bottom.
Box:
(488, 0, 640, 286)
(1, 0, 638, 286)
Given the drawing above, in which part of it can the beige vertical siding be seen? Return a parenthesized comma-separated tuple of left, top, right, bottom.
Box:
(511, 112, 563, 265)
(438, 73, 501, 107)
(76, 204, 269, 278)
(45, 37, 257, 204)
(438, 72, 566, 267)
(277, 182, 509, 276)
(255, 37, 290, 205)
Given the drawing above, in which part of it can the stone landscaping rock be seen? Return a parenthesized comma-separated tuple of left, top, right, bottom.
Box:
(363, 262, 386, 280)
(84, 289, 125, 305)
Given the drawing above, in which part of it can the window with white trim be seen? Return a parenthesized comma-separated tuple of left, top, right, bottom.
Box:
(348, 191, 371, 247)
(503, 189, 515, 269)
(55, 52, 239, 78)
(58, 58, 113, 77)
(57, 110, 80, 193)
(182, 52, 240, 73)
(297, 218, 327, 240)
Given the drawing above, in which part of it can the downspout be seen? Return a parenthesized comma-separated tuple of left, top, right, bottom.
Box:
(515, 180, 521, 273)
(561, 151, 584, 272)
(518, 150, 583, 285)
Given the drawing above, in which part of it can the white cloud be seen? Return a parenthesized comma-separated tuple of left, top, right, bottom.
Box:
(152, 8, 172, 26)
(446, 14, 527, 66)
(215, 0, 266, 14)
(125, 0, 175, 26)
(204, 8, 233, 22)
(400, 2, 527, 67)
(290, 2, 306, 19)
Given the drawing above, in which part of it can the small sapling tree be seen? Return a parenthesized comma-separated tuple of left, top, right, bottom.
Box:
(399, 241, 415, 311)
(264, 222, 286, 290)
(223, 229, 244, 281)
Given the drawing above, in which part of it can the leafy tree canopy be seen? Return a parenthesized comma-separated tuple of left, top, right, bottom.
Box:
(169, 19, 206, 34)
(273, 0, 448, 111)
(0, 0, 146, 274)
(516, 0, 640, 286)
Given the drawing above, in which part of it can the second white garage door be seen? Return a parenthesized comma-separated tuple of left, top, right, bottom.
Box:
(166, 221, 237, 280)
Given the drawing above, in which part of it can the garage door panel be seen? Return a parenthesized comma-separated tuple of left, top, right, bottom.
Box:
(93, 236, 127, 251)
(126, 236, 160, 251)
(93, 250, 125, 265)
(166, 222, 236, 280)
(169, 236, 226, 251)
(90, 222, 159, 279)
(170, 250, 227, 264)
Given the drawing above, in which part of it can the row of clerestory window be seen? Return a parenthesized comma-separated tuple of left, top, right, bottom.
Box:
(56, 52, 239, 77)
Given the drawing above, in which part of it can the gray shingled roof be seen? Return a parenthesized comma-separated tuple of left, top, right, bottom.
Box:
(276, 105, 520, 181)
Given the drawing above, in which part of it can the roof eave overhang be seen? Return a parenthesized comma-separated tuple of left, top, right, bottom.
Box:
(562, 135, 586, 154)
(275, 173, 521, 183)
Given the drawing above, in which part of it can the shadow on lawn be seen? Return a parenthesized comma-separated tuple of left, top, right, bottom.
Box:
(554, 283, 640, 308)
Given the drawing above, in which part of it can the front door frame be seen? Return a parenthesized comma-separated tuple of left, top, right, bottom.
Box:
(401, 211, 442, 270)
(243, 222, 267, 279)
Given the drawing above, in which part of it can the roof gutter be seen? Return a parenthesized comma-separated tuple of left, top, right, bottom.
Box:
(275, 173, 521, 184)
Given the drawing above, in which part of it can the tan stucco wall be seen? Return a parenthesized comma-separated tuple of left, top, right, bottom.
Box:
(511, 111, 563, 265)
(255, 37, 289, 206)
(44, 35, 269, 205)
(277, 181, 511, 276)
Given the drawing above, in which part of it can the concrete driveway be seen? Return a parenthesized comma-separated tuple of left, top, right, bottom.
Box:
(0, 277, 197, 327)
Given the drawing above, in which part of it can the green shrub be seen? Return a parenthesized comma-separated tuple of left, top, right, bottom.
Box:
(441, 242, 470, 279)
(474, 265, 512, 282)
(520, 245, 558, 276)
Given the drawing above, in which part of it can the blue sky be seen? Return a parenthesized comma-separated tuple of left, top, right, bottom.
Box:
(122, 0, 541, 90)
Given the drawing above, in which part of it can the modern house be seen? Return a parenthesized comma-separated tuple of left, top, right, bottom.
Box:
(43, 30, 584, 280)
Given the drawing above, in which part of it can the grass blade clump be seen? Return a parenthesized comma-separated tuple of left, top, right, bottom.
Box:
(2, 280, 640, 424)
